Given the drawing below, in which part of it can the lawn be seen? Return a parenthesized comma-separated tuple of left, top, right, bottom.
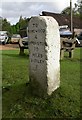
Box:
(2, 48, 81, 119)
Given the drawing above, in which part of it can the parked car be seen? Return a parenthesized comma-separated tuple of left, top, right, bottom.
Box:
(59, 25, 80, 46)
(59, 25, 72, 37)
(22, 37, 28, 46)
(0, 31, 8, 45)
(11, 34, 21, 43)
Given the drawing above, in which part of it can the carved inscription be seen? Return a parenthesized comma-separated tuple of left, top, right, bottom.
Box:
(28, 23, 46, 71)
(32, 53, 43, 58)
(30, 59, 44, 63)
(28, 41, 44, 45)
(28, 29, 45, 33)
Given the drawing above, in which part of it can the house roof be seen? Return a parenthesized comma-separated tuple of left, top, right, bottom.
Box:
(42, 11, 82, 29)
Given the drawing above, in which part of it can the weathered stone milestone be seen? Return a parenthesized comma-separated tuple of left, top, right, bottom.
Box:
(28, 16, 60, 96)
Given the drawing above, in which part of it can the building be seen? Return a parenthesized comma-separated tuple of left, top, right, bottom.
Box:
(42, 11, 82, 35)
(19, 11, 82, 37)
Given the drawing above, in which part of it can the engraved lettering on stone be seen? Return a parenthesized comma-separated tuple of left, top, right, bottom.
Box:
(34, 46, 39, 51)
(35, 35, 37, 39)
(32, 53, 43, 58)
(28, 29, 45, 33)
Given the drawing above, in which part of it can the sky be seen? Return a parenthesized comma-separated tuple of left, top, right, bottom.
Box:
(0, 0, 77, 25)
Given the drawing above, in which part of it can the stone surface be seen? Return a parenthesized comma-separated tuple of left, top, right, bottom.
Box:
(28, 16, 60, 96)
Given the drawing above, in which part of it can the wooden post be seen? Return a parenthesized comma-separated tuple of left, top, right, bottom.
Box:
(70, 0, 73, 33)
(69, 50, 74, 58)
(60, 49, 64, 60)
(19, 47, 24, 55)
(19, 38, 24, 55)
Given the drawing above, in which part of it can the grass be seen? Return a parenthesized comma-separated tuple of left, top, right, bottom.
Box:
(2, 48, 81, 119)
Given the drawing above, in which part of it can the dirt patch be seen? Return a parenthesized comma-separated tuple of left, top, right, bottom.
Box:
(0, 44, 19, 50)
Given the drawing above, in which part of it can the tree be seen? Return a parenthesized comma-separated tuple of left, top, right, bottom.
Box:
(11, 25, 17, 34)
(75, 0, 82, 18)
(0, 16, 30, 39)
(16, 16, 29, 37)
(61, 7, 72, 15)
(2, 18, 12, 38)
(0, 17, 2, 31)
(11, 16, 29, 35)
(18, 16, 28, 29)
(61, 0, 82, 18)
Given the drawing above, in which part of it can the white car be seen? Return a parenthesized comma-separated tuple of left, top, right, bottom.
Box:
(11, 34, 21, 43)
(59, 26, 72, 37)
(0, 32, 8, 45)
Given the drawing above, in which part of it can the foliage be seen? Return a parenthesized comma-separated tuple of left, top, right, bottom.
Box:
(2, 18, 12, 38)
(76, 0, 82, 18)
(61, 0, 82, 18)
(19, 16, 28, 29)
(11, 25, 18, 34)
(2, 48, 81, 118)
(11, 16, 29, 36)
(61, 7, 73, 15)
(1, 16, 30, 38)
(0, 17, 2, 31)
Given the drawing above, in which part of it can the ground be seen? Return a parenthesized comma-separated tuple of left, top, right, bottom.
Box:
(0, 44, 19, 50)
(2, 48, 80, 118)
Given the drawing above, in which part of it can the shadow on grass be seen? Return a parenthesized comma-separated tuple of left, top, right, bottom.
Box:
(2, 82, 80, 118)
(2, 53, 29, 59)
(2, 82, 65, 118)
(61, 56, 81, 62)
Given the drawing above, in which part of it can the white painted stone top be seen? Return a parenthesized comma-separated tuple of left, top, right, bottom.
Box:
(28, 16, 60, 95)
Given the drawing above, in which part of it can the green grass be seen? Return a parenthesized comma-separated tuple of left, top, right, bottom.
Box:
(2, 48, 81, 118)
